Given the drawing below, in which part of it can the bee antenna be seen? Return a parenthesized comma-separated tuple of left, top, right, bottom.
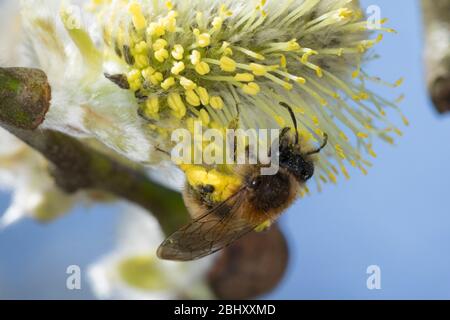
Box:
(306, 133, 328, 155)
(279, 102, 299, 145)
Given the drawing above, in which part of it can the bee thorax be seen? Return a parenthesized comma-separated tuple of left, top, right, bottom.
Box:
(247, 172, 293, 213)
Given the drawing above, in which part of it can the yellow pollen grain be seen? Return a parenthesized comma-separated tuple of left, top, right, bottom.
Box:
(149, 72, 163, 85)
(328, 172, 337, 184)
(210, 96, 224, 110)
(287, 39, 301, 51)
(319, 175, 328, 183)
(154, 48, 169, 62)
(359, 166, 368, 176)
(199, 109, 210, 126)
(145, 96, 159, 115)
(147, 22, 166, 37)
(129, 2, 147, 31)
(312, 116, 320, 126)
(134, 54, 149, 68)
(171, 44, 184, 60)
(180, 77, 197, 90)
(234, 73, 255, 82)
(196, 87, 210, 105)
(395, 77, 404, 87)
(357, 132, 369, 139)
(190, 50, 201, 65)
(171, 61, 185, 75)
(167, 92, 186, 119)
(127, 69, 142, 91)
(185, 90, 201, 106)
(134, 41, 148, 54)
(153, 39, 168, 51)
(164, 14, 177, 32)
(161, 77, 175, 90)
(195, 61, 211, 75)
(212, 17, 223, 30)
(220, 56, 237, 72)
(141, 67, 155, 81)
(338, 8, 353, 20)
(295, 77, 306, 84)
(280, 55, 287, 68)
(341, 166, 350, 180)
(250, 63, 267, 76)
(242, 82, 260, 95)
(274, 116, 285, 127)
(197, 33, 211, 48)
(402, 116, 410, 126)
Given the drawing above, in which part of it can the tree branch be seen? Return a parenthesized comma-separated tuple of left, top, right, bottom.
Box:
(422, 0, 450, 113)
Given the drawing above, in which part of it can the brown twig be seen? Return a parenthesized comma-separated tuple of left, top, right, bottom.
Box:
(422, 0, 450, 113)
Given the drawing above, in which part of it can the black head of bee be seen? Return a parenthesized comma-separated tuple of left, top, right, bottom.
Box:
(279, 143, 315, 182)
(278, 102, 328, 183)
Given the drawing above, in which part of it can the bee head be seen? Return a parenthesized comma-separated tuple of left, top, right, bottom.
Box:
(279, 146, 315, 182)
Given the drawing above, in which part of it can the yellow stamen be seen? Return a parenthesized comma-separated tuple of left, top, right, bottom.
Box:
(195, 61, 211, 75)
(171, 61, 185, 75)
(220, 56, 237, 72)
(210, 96, 224, 110)
(196, 87, 210, 105)
(161, 77, 175, 90)
(234, 73, 255, 82)
(185, 90, 201, 106)
(242, 82, 261, 95)
(129, 2, 147, 31)
(171, 44, 184, 60)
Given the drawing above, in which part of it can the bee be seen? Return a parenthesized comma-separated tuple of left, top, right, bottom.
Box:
(157, 102, 328, 261)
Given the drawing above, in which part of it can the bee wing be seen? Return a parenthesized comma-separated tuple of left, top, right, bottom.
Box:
(157, 189, 258, 261)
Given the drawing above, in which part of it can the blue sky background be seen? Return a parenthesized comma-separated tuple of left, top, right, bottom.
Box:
(2, 0, 450, 299)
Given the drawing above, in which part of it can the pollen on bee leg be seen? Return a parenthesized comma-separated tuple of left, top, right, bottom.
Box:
(254, 220, 272, 233)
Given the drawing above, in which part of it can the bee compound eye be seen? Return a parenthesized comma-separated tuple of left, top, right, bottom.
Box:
(251, 177, 261, 188)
